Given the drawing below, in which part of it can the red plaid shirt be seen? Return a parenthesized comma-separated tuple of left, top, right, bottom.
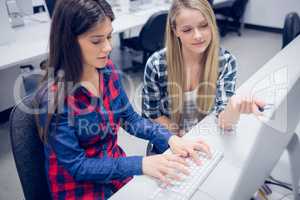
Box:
(38, 60, 172, 200)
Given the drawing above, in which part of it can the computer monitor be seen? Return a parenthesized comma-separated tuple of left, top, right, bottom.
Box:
(15, 0, 33, 15)
(230, 73, 300, 200)
(0, 0, 15, 45)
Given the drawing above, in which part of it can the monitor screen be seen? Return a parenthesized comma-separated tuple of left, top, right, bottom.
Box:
(15, 0, 33, 15)
(0, 0, 15, 45)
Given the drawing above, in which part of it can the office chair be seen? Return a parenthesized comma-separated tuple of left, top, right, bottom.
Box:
(119, 10, 168, 71)
(44, 0, 56, 17)
(20, 65, 43, 96)
(213, 0, 249, 37)
(10, 95, 52, 200)
(282, 12, 300, 49)
(207, 0, 214, 6)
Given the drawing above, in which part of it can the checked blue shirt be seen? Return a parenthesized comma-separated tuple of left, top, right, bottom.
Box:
(142, 48, 237, 119)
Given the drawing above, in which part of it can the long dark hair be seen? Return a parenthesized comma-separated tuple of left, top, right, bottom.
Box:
(35, 0, 114, 142)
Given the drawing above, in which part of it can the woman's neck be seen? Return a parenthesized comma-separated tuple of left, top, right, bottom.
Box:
(81, 65, 97, 81)
(182, 47, 204, 68)
(81, 65, 100, 96)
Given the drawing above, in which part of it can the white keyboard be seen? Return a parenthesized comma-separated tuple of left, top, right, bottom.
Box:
(149, 149, 223, 200)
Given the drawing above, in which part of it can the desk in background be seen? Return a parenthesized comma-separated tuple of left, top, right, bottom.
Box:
(0, 0, 231, 111)
(0, 2, 171, 111)
(0, 0, 230, 71)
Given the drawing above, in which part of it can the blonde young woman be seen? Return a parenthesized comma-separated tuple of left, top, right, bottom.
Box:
(142, 0, 265, 140)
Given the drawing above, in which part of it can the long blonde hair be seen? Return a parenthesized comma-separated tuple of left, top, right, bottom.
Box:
(165, 0, 220, 124)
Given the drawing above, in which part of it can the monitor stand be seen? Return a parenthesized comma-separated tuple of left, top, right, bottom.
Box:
(0, 1, 15, 45)
(287, 133, 300, 200)
(6, 0, 25, 27)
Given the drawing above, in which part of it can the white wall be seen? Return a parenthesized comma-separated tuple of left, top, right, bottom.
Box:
(244, 0, 300, 29)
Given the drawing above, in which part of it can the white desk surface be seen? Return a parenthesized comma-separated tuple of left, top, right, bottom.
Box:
(0, 13, 50, 71)
(109, 36, 300, 200)
(0, 3, 170, 71)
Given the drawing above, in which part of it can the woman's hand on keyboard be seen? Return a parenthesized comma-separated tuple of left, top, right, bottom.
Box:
(168, 135, 211, 165)
(142, 154, 189, 185)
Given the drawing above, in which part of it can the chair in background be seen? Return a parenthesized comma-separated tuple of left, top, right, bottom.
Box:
(282, 12, 300, 49)
(207, 0, 214, 6)
(119, 10, 168, 71)
(213, 0, 249, 37)
(19, 65, 43, 96)
(44, 0, 56, 17)
(10, 95, 52, 200)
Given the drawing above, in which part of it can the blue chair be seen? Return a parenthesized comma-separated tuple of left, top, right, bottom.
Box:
(214, 0, 249, 37)
(119, 10, 168, 71)
(282, 12, 300, 48)
(45, 0, 56, 17)
(10, 95, 51, 200)
(19, 65, 43, 96)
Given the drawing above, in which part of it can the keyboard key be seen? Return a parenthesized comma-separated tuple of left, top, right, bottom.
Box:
(149, 149, 223, 200)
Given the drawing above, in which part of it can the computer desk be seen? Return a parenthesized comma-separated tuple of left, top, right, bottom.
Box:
(0, 3, 171, 71)
(0, 0, 231, 71)
(109, 36, 300, 200)
(0, 0, 230, 111)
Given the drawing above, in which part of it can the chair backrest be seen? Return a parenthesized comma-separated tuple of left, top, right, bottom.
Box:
(20, 65, 43, 96)
(207, 0, 214, 6)
(45, 0, 56, 17)
(282, 12, 300, 48)
(139, 10, 168, 54)
(232, 0, 249, 19)
(23, 74, 43, 95)
(9, 95, 51, 200)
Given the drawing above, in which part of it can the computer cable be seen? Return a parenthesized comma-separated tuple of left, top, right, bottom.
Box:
(264, 180, 293, 191)
(264, 177, 300, 199)
(260, 184, 272, 195)
(268, 176, 294, 189)
(267, 175, 300, 192)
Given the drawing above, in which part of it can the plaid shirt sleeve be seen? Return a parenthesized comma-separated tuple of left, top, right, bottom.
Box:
(45, 107, 143, 183)
(214, 49, 237, 115)
(117, 73, 172, 153)
(142, 51, 165, 119)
